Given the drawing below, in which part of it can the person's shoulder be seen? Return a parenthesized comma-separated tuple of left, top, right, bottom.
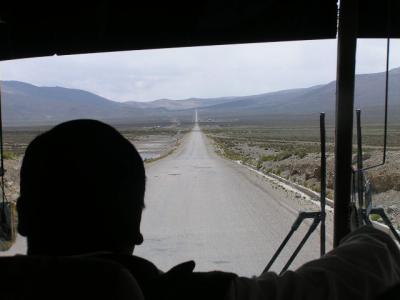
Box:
(92, 253, 161, 279)
(341, 225, 397, 247)
(83, 253, 163, 300)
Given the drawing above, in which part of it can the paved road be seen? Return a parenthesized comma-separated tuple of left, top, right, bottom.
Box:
(135, 125, 330, 276)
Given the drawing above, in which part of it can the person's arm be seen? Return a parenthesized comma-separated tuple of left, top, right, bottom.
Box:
(227, 226, 400, 300)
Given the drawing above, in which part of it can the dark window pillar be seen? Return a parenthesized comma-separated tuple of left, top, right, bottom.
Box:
(334, 0, 358, 247)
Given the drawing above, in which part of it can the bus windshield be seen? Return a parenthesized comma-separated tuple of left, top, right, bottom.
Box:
(0, 39, 399, 276)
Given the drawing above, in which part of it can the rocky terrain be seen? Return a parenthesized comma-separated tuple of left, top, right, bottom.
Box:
(205, 125, 400, 229)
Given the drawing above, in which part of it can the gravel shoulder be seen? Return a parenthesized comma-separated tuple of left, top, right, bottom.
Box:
(205, 127, 400, 229)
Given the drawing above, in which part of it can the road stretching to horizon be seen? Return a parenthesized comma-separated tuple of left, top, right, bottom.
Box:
(2, 122, 331, 276)
(135, 123, 330, 276)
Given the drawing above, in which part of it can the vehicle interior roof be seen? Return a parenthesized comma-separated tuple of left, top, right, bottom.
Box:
(0, 0, 398, 61)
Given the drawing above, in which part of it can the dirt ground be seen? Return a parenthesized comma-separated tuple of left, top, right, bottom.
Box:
(3, 158, 22, 203)
(206, 128, 400, 229)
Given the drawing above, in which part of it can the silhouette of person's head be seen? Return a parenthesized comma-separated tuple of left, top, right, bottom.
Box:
(17, 119, 145, 256)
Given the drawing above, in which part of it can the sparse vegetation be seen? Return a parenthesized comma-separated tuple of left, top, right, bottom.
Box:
(0, 202, 17, 251)
(3, 151, 16, 160)
(370, 214, 381, 222)
(204, 122, 400, 228)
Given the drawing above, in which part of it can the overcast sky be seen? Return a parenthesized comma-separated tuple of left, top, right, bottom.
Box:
(0, 39, 399, 102)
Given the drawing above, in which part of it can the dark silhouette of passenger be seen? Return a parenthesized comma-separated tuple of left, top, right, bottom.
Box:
(16, 119, 400, 300)
(17, 120, 167, 297)
(18, 119, 145, 256)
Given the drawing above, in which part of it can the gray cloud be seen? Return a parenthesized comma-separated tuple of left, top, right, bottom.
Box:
(1, 39, 399, 102)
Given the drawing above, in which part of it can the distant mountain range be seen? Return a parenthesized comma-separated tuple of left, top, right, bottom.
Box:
(1, 67, 400, 126)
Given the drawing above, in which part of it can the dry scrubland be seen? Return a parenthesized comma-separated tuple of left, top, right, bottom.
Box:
(203, 123, 400, 229)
